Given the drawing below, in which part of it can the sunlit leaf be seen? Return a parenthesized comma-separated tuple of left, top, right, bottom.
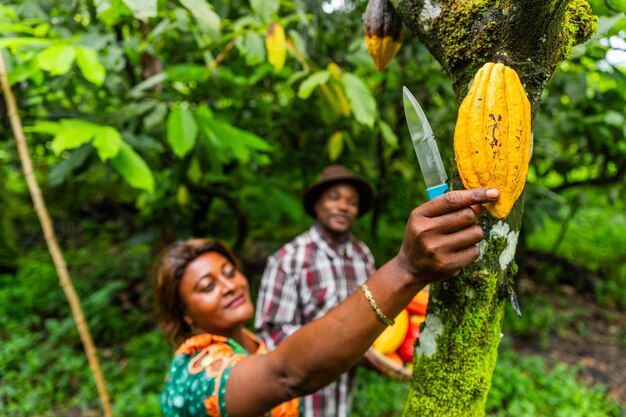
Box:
(0, 37, 52, 48)
(93, 126, 122, 161)
(75, 46, 106, 85)
(95, 0, 127, 26)
(25, 121, 62, 135)
(167, 105, 198, 158)
(251, 0, 279, 21)
(266, 22, 286, 72)
(328, 131, 344, 161)
(343, 73, 376, 128)
(180, 0, 220, 40)
(110, 141, 155, 193)
(297, 70, 330, 99)
(122, 0, 157, 20)
(50, 120, 100, 154)
(37, 45, 76, 75)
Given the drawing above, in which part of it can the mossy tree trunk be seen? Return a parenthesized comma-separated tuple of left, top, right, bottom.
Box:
(389, 1, 596, 415)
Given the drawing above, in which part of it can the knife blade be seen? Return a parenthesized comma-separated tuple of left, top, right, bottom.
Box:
(402, 86, 449, 200)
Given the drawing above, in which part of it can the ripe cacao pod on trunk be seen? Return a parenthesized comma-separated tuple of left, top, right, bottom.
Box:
(363, 0, 404, 71)
(454, 62, 532, 219)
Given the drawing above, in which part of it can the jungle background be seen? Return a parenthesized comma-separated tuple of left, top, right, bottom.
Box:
(0, 0, 625, 416)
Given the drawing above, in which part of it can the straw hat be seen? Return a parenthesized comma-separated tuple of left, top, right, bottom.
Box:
(302, 165, 374, 218)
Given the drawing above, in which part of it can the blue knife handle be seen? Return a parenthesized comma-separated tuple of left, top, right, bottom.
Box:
(426, 183, 449, 200)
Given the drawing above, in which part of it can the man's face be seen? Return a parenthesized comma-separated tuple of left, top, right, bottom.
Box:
(314, 183, 360, 238)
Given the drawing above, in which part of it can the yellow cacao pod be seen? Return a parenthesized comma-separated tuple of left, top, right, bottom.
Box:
(373, 309, 408, 354)
(454, 62, 532, 219)
(363, 0, 404, 71)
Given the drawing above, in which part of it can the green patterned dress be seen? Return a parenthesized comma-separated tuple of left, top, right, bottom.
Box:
(159, 330, 301, 417)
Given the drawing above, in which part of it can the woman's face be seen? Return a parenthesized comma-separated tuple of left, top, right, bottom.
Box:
(178, 251, 254, 337)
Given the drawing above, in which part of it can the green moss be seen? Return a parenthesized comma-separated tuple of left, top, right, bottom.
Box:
(433, 1, 499, 76)
(556, 0, 597, 64)
(403, 234, 508, 416)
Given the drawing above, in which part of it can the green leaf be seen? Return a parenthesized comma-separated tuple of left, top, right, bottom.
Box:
(74, 46, 106, 85)
(297, 70, 330, 99)
(48, 144, 93, 187)
(144, 103, 168, 130)
(25, 121, 62, 135)
(37, 45, 76, 75)
(165, 64, 208, 82)
(343, 73, 376, 128)
(608, 0, 626, 13)
(328, 131, 344, 161)
(93, 126, 122, 161)
(204, 118, 271, 163)
(167, 105, 198, 158)
(180, 0, 220, 40)
(50, 120, 100, 154)
(0, 37, 53, 48)
(604, 110, 624, 127)
(109, 142, 155, 193)
(8, 58, 41, 85)
(128, 73, 167, 98)
(251, 0, 279, 21)
(96, 0, 128, 26)
(237, 31, 265, 66)
(379, 119, 399, 149)
(122, 0, 157, 20)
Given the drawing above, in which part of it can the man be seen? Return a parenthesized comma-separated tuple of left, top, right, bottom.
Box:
(255, 164, 376, 417)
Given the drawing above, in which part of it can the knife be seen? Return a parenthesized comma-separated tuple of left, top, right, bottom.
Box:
(402, 86, 449, 200)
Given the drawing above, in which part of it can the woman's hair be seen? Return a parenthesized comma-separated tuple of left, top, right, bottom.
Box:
(152, 238, 240, 345)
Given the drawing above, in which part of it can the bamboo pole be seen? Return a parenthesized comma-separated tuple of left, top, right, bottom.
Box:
(0, 51, 114, 417)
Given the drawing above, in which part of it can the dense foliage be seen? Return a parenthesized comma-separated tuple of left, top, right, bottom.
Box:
(1, 0, 625, 416)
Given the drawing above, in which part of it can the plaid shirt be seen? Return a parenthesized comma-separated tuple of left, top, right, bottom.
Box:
(255, 225, 376, 417)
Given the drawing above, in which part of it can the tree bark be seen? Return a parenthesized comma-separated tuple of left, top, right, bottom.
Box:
(388, 1, 596, 415)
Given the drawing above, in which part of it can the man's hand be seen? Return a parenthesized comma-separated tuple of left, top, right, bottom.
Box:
(398, 188, 500, 285)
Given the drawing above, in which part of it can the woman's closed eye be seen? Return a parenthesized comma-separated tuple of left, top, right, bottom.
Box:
(199, 279, 216, 292)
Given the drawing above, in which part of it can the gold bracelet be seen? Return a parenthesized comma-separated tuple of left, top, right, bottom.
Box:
(360, 283, 394, 326)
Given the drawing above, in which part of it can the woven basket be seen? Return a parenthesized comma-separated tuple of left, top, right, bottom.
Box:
(367, 348, 411, 382)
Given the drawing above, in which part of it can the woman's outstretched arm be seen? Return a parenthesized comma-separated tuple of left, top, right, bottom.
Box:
(226, 188, 500, 417)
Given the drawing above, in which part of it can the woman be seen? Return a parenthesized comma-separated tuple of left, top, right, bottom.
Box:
(153, 188, 500, 417)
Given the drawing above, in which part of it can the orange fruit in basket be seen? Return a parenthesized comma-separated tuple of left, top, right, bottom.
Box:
(407, 288, 429, 316)
(373, 309, 408, 354)
(384, 351, 404, 368)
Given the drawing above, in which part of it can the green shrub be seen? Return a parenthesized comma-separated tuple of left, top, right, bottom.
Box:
(526, 204, 626, 308)
(487, 349, 622, 417)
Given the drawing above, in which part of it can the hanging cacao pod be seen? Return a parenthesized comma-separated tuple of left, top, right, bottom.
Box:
(363, 0, 404, 71)
(454, 62, 532, 219)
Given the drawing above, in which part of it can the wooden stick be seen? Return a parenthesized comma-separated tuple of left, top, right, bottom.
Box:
(0, 51, 114, 417)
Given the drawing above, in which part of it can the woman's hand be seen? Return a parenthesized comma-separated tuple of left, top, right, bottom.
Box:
(397, 188, 500, 285)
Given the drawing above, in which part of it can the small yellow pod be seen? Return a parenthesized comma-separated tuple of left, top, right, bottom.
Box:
(373, 309, 409, 354)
